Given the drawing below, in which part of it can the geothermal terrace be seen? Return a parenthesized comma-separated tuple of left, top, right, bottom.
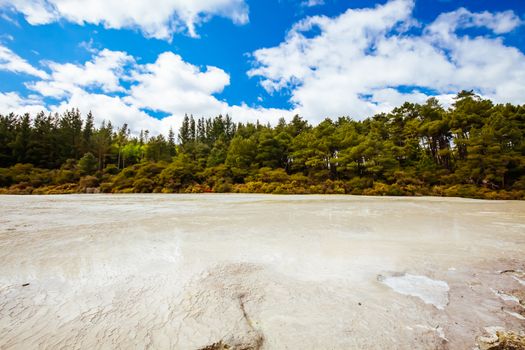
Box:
(0, 194, 524, 349)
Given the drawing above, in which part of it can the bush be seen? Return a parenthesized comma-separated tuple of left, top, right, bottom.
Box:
(363, 182, 389, 196)
(273, 183, 306, 194)
(32, 183, 78, 194)
(79, 175, 99, 189)
(28, 169, 53, 188)
(132, 178, 155, 193)
(252, 167, 290, 183)
(0, 168, 13, 187)
(121, 167, 136, 178)
(322, 180, 346, 194)
(9, 163, 33, 183)
(213, 180, 232, 193)
(347, 177, 373, 191)
(55, 169, 78, 184)
(104, 164, 120, 175)
(184, 184, 210, 193)
(78, 152, 98, 175)
(7, 182, 34, 194)
(99, 182, 114, 193)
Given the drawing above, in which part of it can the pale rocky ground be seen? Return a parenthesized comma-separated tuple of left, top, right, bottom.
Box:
(0, 194, 524, 349)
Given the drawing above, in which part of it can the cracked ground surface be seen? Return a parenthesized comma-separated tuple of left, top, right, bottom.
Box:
(0, 194, 524, 349)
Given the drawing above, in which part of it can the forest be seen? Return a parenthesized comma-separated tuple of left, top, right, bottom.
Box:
(0, 91, 524, 199)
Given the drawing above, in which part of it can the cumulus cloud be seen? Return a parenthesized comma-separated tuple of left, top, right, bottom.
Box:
(120, 51, 294, 133)
(28, 49, 133, 98)
(0, 0, 249, 39)
(52, 88, 169, 133)
(54, 87, 293, 136)
(249, 0, 525, 121)
(5, 0, 523, 135)
(428, 7, 522, 36)
(0, 44, 48, 78)
(125, 52, 230, 116)
(2, 47, 293, 135)
(0, 91, 47, 115)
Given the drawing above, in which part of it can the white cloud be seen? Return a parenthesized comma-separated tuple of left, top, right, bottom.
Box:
(53, 88, 170, 133)
(125, 51, 295, 131)
(301, 0, 324, 7)
(0, 91, 48, 115)
(51, 89, 293, 136)
(427, 7, 522, 37)
(367, 88, 455, 113)
(121, 51, 294, 133)
(28, 49, 133, 98)
(0, 0, 249, 39)
(8, 0, 523, 135)
(0, 44, 48, 78)
(223, 103, 295, 126)
(10, 47, 293, 135)
(249, 0, 525, 121)
(125, 52, 230, 116)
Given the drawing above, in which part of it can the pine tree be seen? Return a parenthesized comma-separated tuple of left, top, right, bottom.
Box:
(179, 114, 190, 145)
(168, 127, 176, 156)
(83, 111, 94, 154)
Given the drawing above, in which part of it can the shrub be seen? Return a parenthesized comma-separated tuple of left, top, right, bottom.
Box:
(99, 182, 114, 193)
(32, 183, 78, 194)
(104, 164, 120, 175)
(7, 182, 34, 194)
(78, 152, 98, 175)
(213, 180, 232, 193)
(132, 178, 155, 193)
(79, 175, 99, 189)
(363, 182, 389, 196)
(0, 168, 13, 187)
(55, 169, 77, 185)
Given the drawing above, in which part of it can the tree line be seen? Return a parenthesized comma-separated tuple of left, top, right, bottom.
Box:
(0, 91, 524, 199)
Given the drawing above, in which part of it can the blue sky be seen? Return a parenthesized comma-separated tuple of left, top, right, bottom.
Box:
(0, 0, 524, 134)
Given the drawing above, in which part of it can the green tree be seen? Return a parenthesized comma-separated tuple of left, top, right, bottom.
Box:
(10, 113, 32, 164)
(78, 152, 98, 175)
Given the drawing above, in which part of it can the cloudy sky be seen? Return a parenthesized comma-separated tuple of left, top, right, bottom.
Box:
(0, 0, 524, 134)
